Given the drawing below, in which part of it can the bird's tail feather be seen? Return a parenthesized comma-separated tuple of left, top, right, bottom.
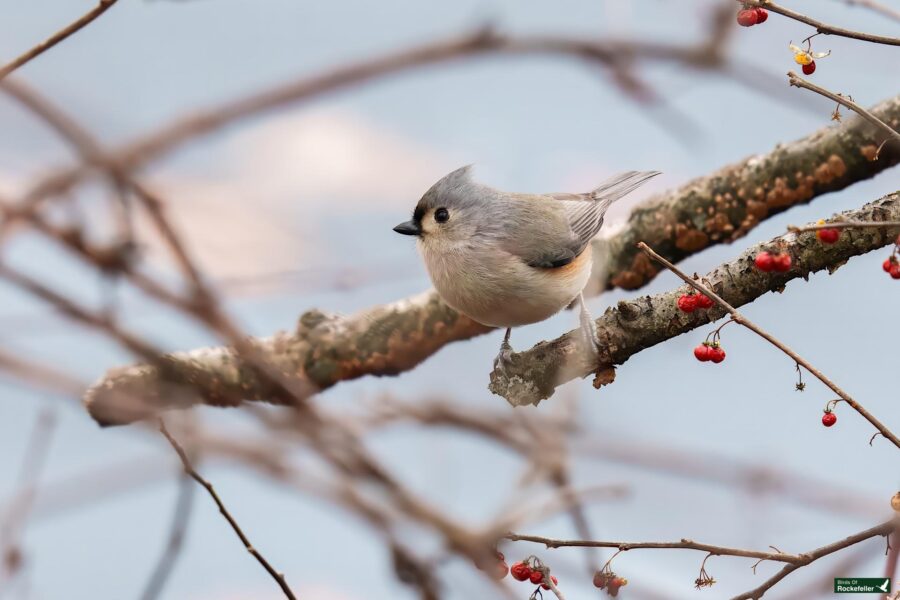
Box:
(590, 170, 661, 211)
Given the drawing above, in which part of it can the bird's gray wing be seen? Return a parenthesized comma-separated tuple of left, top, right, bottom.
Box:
(509, 171, 661, 269)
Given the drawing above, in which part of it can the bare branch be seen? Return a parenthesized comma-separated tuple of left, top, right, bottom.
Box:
(741, 0, 900, 46)
(730, 520, 898, 600)
(789, 220, 900, 233)
(788, 72, 900, 152)
(506, 533, 803, 563)
(0, 1, 120, 81)
(158, 422, 297, 600)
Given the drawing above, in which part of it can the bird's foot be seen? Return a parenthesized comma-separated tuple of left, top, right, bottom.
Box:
(492, 328, 515, 376)
(578, 295, 603, 364)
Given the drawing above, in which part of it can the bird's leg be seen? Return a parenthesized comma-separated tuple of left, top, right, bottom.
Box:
(577, 292, 602, 361)
(492, 327, 514, 375)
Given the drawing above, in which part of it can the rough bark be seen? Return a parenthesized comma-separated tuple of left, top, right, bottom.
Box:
(85, 292, 490, 424)
(488, 191, 900, 406)
(83, 98, 900, 424)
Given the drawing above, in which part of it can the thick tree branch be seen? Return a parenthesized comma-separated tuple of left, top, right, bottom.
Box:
(83, 94, 900, 423)
(487, 191, 900, 405)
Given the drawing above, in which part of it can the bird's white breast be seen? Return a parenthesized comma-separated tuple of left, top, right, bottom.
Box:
(418, 239, 592, 328)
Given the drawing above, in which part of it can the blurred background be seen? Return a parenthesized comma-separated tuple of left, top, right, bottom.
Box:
(0, 0, 898, 598)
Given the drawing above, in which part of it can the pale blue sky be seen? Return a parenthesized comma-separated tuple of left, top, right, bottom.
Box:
(0, 1, 898, 599)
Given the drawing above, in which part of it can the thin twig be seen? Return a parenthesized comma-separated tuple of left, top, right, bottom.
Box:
(158, 421, 297, 600)
(0, 1, 120, 81)
(741, 0, 900, 46)
(505, 533, 803, 563)
(637, 241, 900, 450)
(788, 72, 900, 151)
(789, 220, 900, 233)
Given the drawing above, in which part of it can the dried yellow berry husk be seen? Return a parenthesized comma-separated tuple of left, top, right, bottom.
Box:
(794, 52, 812, 65)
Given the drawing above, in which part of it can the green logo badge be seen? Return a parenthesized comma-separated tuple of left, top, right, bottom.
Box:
(834, 578, 891, 593)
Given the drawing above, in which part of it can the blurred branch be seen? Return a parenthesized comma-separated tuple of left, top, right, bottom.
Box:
(741, 0, 900, 45)
(82, 97, 900, 423)
(488, 192, 900, 405)
(158, 421, 298, 600)
(637, 241, 899, 448)
(837, 0, 900, 22)
(12, 18, 733, 195)
(139, 472, 195, 600)
(0, 0, 120, 81)
(0, 410, 57, 595)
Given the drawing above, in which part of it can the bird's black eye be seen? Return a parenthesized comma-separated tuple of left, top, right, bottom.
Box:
(434, 207, 449, 223)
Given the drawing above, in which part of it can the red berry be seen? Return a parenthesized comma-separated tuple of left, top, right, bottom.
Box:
(884, 258, 895, 272)
(802, 60, 816, 75)
(694, 344, 712, 362)
(677, 294, 698, 313)
(737, 8, 758, 26)
(695, 294, 714, 309)
(709, 345, 726, 364)
(510, 562, 532, 582)
(891, 265, 900, 280)
(755, 7, 768, 22)
(772, 253, 792, 272)
(529, 570, 544, 584)
(593, 572, 610, 589)
(541, 575, 559, 590)
(816, 226, 838, 243)
(754, 251, 775, 272)
(822, 411, 837, 427)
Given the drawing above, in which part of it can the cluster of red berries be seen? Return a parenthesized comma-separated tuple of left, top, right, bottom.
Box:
(737, 6, 768, 26)
(677, 291, 714, 313)
(694, 342, 726, 363)
(510, 559, 559, 590)
(754, 251, 792, 272)
(594, 570, 628, 597)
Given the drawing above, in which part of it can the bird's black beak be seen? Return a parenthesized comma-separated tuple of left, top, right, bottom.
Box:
(393, 220, 421, 236)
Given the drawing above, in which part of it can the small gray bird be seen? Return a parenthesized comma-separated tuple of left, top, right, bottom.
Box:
(393, 166, 660, 370)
